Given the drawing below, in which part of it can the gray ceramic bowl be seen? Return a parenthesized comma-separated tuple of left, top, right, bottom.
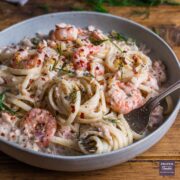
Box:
(0, 12, 179, 171)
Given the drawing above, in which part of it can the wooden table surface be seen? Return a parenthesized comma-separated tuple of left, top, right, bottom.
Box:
(0, 0, 180, 179)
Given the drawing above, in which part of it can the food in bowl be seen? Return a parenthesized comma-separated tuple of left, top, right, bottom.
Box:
(0, 23, 169, 155)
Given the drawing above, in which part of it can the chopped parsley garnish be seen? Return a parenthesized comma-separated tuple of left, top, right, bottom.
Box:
(89, 37, 108, 45)
(50, 61, 76, 77)
(83, 71, 95, 78)
(117, 57, 126, 80)
(119, 63, 124, 80)
(0, 92, 15, 114)
(103, 117, 118, 124)
(56, 45, 62, 55)
(89, 36, 123, 53)
(50, 59, 59, 71)
(109, 39, 123, 53)
(65, 89, 77, 104)
(89, 30, 128, 53)
(109, 31, 128, 41)
(58, 68, 76, 77)
(31, 38, 40, 46)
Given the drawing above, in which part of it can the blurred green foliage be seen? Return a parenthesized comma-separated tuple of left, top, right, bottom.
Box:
(85, 0, 180, 12)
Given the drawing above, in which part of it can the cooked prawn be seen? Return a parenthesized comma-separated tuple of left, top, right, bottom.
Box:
(51, 23, 78, 41)
(106, 81, 144, 114)
(11, 49, 44, 69)
(73, 45, 100, 70)
(21, 108, 57, 147)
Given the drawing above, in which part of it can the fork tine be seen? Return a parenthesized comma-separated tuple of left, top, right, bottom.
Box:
(124, 106, 150, 134)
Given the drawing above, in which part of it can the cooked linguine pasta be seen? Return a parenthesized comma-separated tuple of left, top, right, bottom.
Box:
(0, 23, 168, 155)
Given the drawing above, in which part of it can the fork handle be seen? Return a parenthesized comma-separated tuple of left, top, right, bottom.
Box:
(145, 80, 180, 112)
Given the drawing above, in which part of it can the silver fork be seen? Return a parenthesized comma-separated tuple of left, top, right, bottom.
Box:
(124, 80, 180, 134)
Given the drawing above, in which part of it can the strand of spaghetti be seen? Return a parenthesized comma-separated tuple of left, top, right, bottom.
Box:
(7, 96, 32, 111)
(48, 85, 60, 111)
(100, 89, 107, 114)
(111, 136, 119, 150)
(66, 90, 81, 125)
(56, 115, 66, 125)
(76, 117, 102, 124)
(117, 114, 133, 144)
(88, 136, 104, 154)
(77, 79, 104, 123)
(0, 71, 24, 87)
(139, 84, 154, 93)
(49, 83, 69, 116)
(105, 42, 118, 72)
(56, 87, 71, 114)
(7, 66, 40, 75)
(50, 136, 79, 151)
(60, 80, 77, 110)
(94, 122, 128, 149)
(20, 73, 33, 95)
(80, 79, 100, 110)
(132, 130, 145, 140)
(79, 110, 102, 119)
(79, 78, 93, 95)
(21, 68, 41, 95)
(164, 96, 173, 115)
(37, 79, 58, 102)
(55, 91, 69, 115)
(78, 131, 110, 154)
(15, 94, 35, 103)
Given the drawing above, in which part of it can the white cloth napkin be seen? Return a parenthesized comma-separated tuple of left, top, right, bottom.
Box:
(6, 0, 29, 6)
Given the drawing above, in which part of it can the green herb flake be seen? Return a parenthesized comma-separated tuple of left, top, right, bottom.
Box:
(51, 62, 76, 77)
(83, 72, 95, 78)
(109, 39, 123, 53)
(50, 59, 59, 71)
(56, 45, 62, 55)
(31, 38, 40, 46)
(119, 63, 124, 81)
(58, 67, 76, 77)
(89, 37, 108, 46)
(103, 117, 118, 124)
(110, 31, 128, 41)
(65, 89, 77, 104)
(0, 92, 16, 114)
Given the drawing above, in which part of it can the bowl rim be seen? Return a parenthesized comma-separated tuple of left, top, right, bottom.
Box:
(0, 11, 179, 160)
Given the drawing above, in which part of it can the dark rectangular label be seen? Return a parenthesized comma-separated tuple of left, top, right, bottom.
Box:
(159, 160, 175, 176)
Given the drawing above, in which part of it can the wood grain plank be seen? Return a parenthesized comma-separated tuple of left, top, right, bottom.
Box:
(140, 113, 180, 158)
(107, 5, 180, 26)
(0, 157, 179, 180)
(106, 5, 180, 59)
